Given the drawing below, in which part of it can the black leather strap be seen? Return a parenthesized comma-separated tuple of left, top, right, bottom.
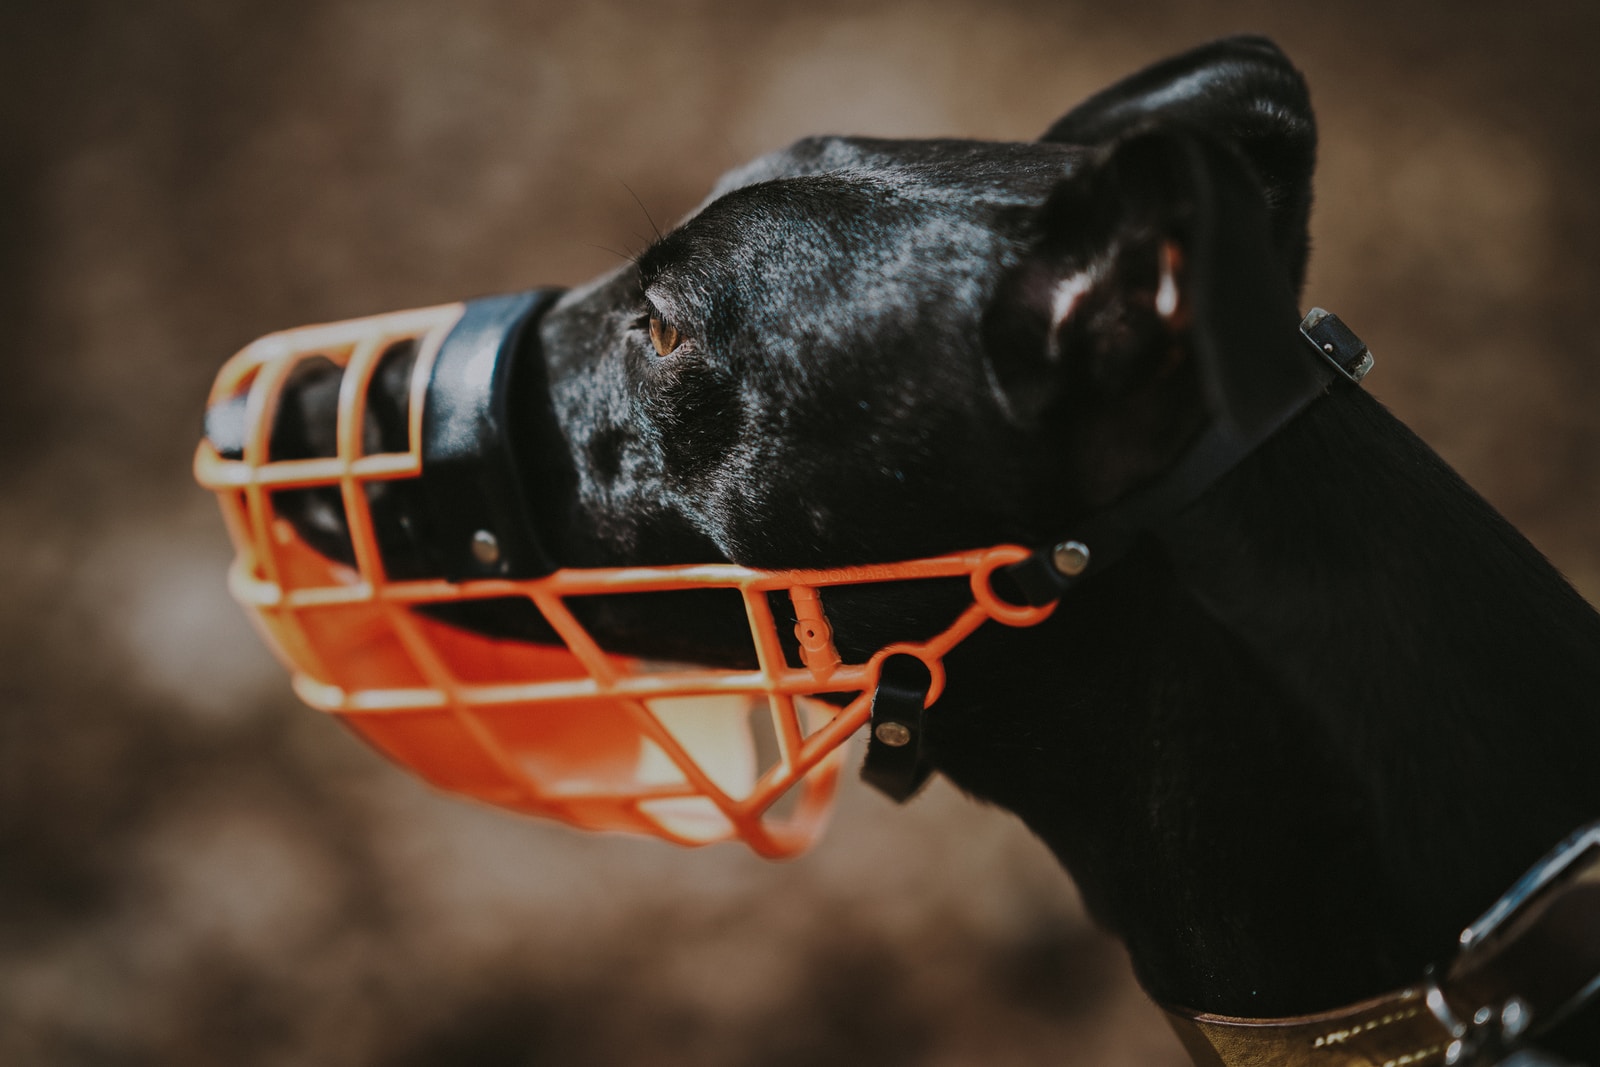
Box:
(420, 288, 565, 580)
(1001, 308, 1364, 607)
(861, 654, 936, 802)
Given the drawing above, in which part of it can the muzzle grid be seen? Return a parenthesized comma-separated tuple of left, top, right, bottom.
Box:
(196, 300, 1055, 856)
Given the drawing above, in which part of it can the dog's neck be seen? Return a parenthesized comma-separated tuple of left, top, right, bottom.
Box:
(931, 384, 1600, 1018)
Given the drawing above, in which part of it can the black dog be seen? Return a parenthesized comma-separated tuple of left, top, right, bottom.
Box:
(227, 36, 1600, 1065)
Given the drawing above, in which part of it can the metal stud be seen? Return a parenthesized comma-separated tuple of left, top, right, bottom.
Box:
(1051, 540, 1091, 577)
(1500, 997, 1530, 1039)
(470, 529, 502, 566)
(874, 722, 912, 748)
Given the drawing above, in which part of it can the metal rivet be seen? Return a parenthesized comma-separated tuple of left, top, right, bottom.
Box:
(471, 529, 501, 565)
(1051, 540, 1091, 577)
(874, 722, 912, 748)
(1500, 996, 1530, 1039)
(1323, 342, 1335, 353)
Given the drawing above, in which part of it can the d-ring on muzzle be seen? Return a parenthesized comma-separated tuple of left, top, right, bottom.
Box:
(194, 289, 1057, 857)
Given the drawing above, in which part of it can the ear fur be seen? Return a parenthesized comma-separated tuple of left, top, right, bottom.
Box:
(1041, 35, 1316, 295)
(983, 127, 1321, 493)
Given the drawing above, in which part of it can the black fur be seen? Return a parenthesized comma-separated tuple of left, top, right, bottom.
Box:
(222, 36, 1600, 1058)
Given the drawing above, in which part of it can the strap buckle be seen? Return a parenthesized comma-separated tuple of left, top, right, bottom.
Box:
(1300, 307, 1375, 383)
(1434, 822, 1600, 1063)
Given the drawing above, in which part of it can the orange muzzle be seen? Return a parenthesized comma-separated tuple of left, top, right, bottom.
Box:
(195, 292, 1055, 857)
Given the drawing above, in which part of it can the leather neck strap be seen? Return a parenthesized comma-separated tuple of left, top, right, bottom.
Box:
(1162, 823, 1600, 1067)
(1164, 989, 1453, 1067)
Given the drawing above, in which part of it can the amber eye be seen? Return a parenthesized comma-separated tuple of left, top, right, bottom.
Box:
(648, 316, 683, 357)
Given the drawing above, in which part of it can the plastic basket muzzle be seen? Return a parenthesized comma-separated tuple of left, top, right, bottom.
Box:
(194, 291, 1055, 857)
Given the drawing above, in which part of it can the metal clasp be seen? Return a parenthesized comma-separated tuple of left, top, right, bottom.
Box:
(1438, 822, 1600, 1064)
(1300, 307, 1375, 383)
(1427, 977, 1535, 1067)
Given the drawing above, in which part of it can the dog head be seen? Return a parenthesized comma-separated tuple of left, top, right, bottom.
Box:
(200, 34, 1323, 850)
(514, 35, 1318, 651)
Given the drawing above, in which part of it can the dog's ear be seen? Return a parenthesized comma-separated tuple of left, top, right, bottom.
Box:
(983, 127, 1319, 504)
(1041, 36, 1315, 294)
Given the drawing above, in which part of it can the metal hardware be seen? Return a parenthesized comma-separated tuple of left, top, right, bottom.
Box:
(1440, 994, 1538, 1066)
(470, 529, 501, 565)
(1051, 540, 1091, 577)
(874, 722, 912, 747)
(1427, 974, 1467, 1038)
(1300, 307, 1375, 383)
(1500, 997, 1531, 1041)
(1459, 824, 1600, 952)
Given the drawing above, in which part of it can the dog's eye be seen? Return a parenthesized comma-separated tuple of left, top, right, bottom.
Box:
(648, 315, 684, 357)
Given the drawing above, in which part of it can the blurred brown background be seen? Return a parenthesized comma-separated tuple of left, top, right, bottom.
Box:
(3, 1, 1597, 1064)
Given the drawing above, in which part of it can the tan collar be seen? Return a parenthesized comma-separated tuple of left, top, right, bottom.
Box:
(1163, 988, 1450, 1067)
(1159, 822, 1600, 1067)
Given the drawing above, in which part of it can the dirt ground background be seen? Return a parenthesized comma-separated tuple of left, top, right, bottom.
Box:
(3, 2, 1598, 1064)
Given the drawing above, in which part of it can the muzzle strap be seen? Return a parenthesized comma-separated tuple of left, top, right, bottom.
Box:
(861, 654, 936, 802)
(418, 288, 564, 580)
(1002, 308, 1371, 606)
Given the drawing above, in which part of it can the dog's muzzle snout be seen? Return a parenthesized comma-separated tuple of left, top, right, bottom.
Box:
(195, 288, 1058, 856)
